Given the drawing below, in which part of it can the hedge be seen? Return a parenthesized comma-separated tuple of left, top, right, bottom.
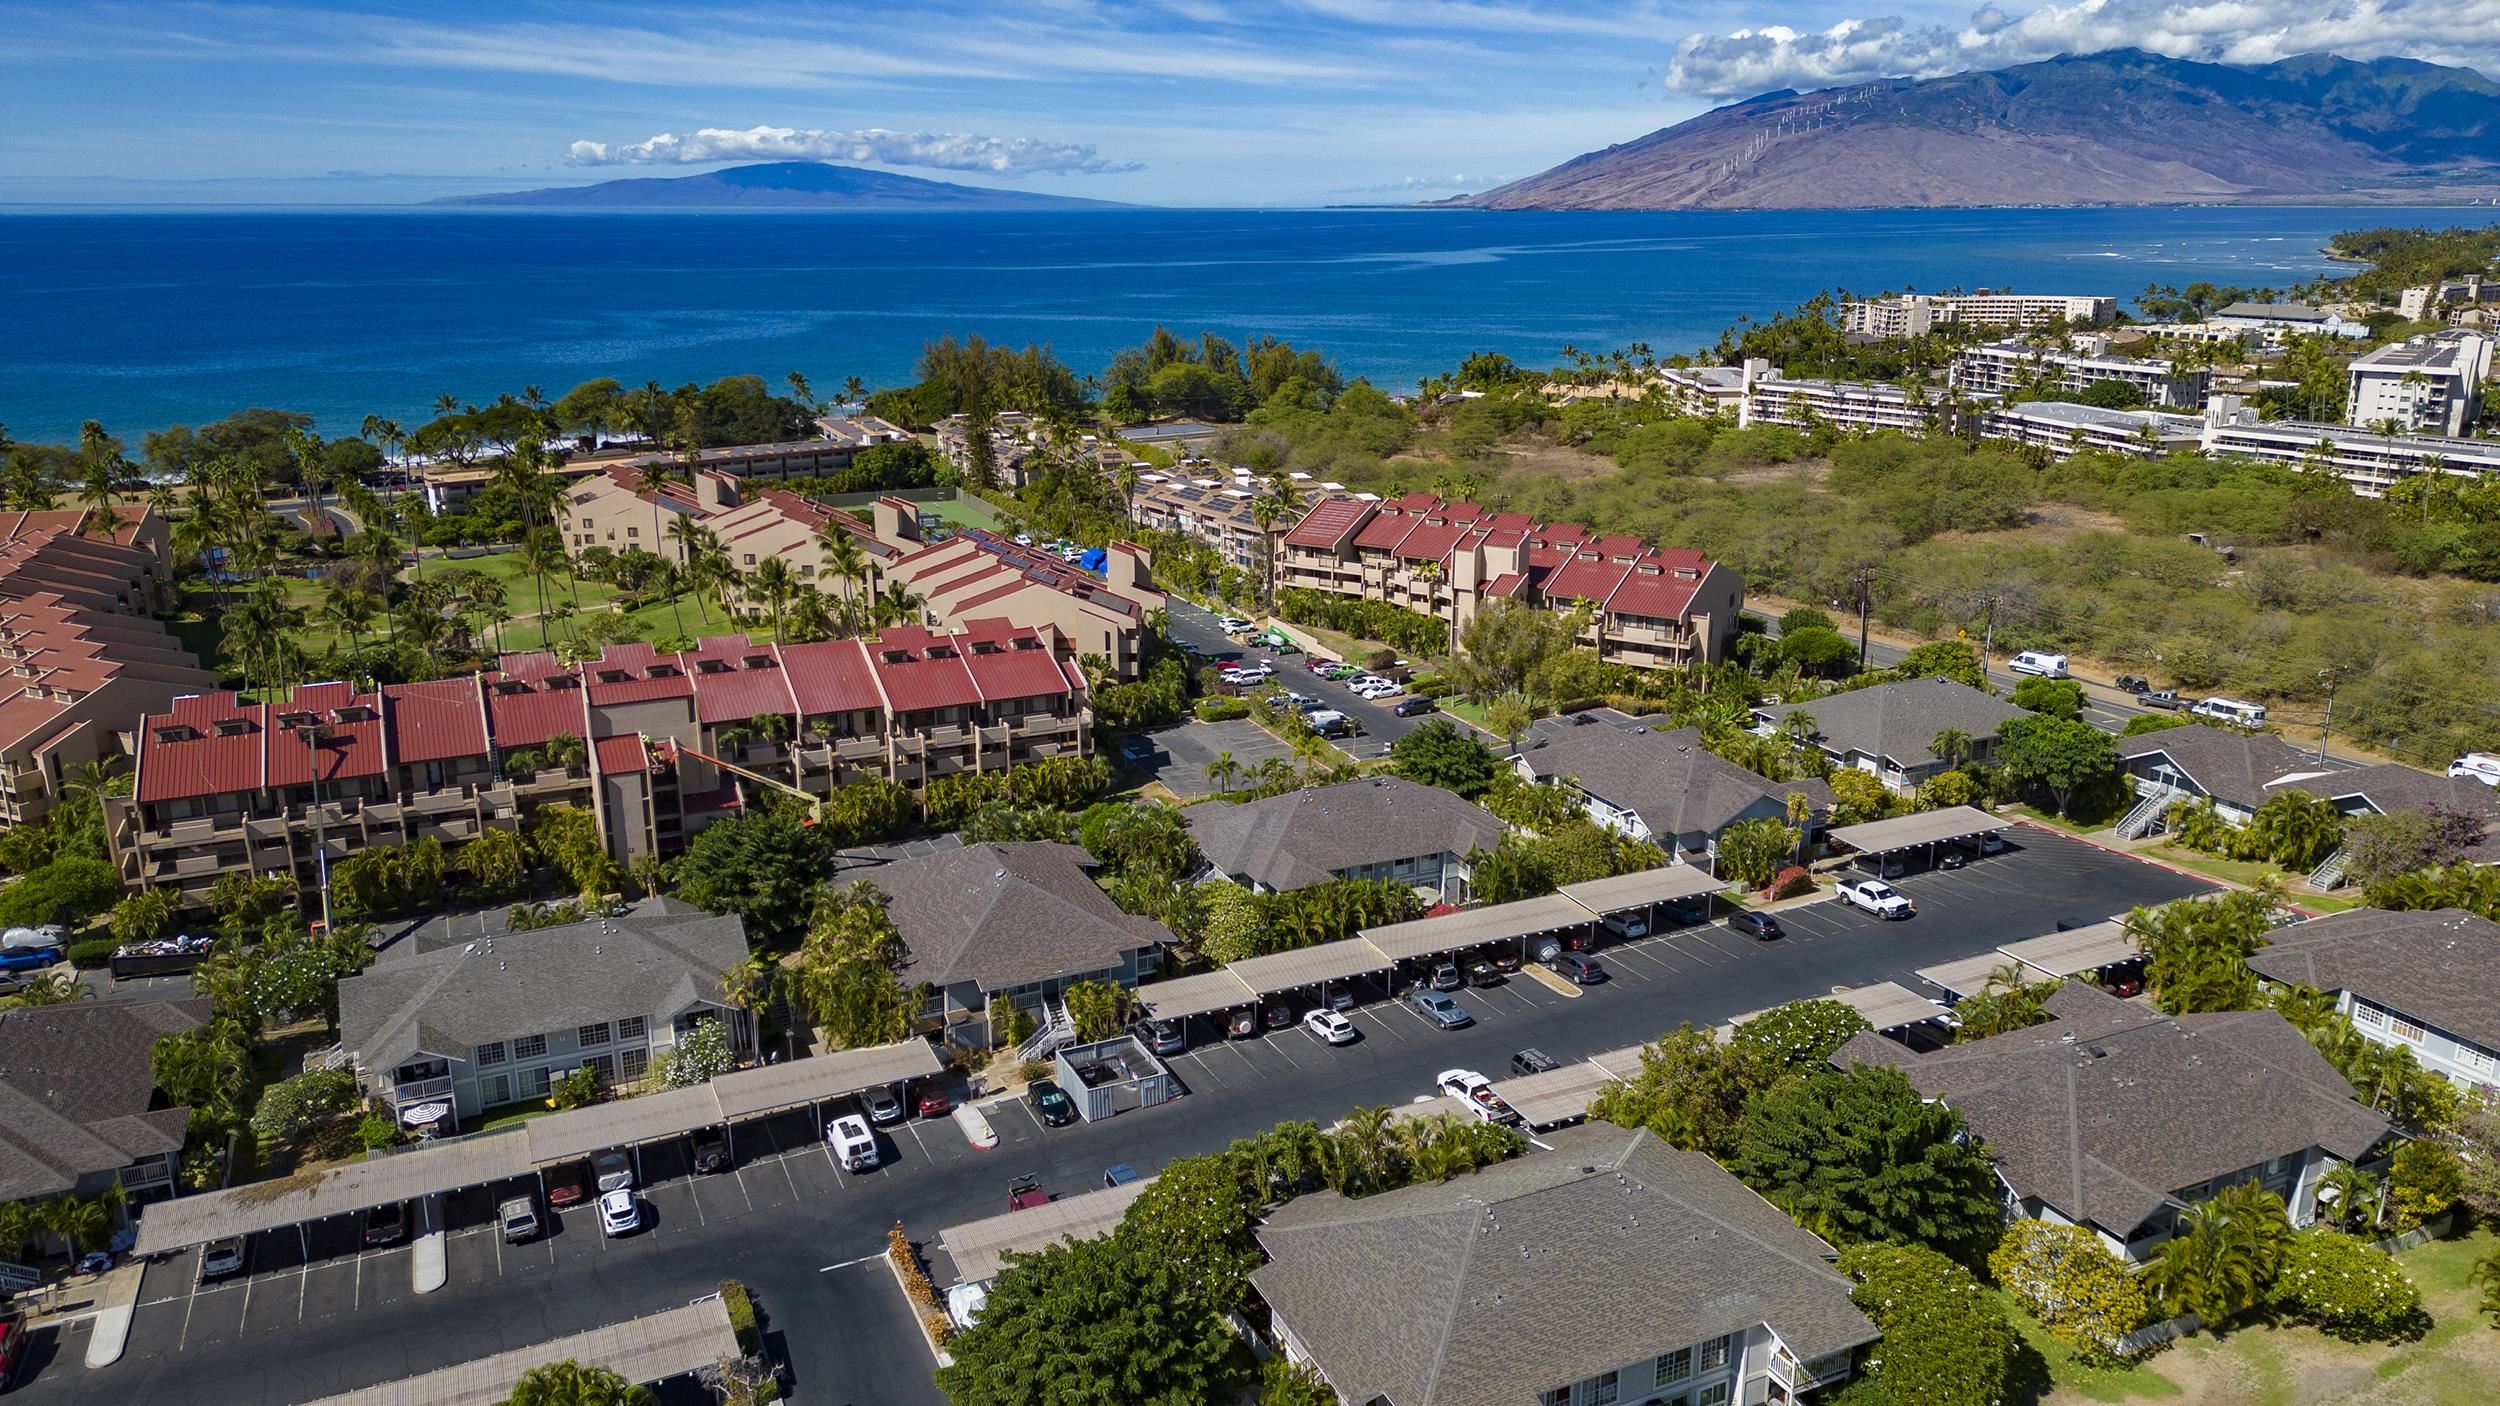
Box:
(1274, 588, 1445, 658)
(67, 937, 120, 969)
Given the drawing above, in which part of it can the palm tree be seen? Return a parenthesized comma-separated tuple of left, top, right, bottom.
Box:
(817, 522, 869, 632)
(1205, 750, 1240, 795)
(871, 581, 924, 631)
(1329, 1105, 1399, 1196)
(2144, 1181, 2289, 1329)
(749, 557, 797, 642)
(516, 528, 568, 635)
(1930, 726, 1973, 770)
(2247, 790, 2345, 872)
(501, 1359, 655, 1406)
(38, 1191, 116, 1256)
(321, 583, 378, 656)
(77, 419, 124, 536)
(2318, 1161, 2381, 1233)
(2471, 1245, 2500, 1326)
(2, 972, 95, 1008)
(841, 374, 867, 410)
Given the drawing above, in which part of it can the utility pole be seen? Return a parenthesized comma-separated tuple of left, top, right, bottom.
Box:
(2316, 667, 2345, 764)
(1852, 565, 1874, 673)
(300, 722, 334, 934)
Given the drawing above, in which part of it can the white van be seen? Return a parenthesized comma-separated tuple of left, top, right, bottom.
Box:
(2009, 651, 2069, 679)
(826, 1114, 879, 1172)
(2449, 753, 2500, 787)
(2191, 697, 2267, 729)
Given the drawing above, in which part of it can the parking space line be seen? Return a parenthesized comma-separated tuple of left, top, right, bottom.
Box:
(1262, 1034, 1304, 1069)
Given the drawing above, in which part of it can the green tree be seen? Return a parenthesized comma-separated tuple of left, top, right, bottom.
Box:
(2126, 889, 2275, 1014)
(2264, 1230, 2423, 1342)
(1064, 979, 1134, 1042)
(1733, 1065, 2003, 1264)
(1825, 768, 1893, 826)
(1714, 816, 1796, 889)
(0, 856, 123, 927)
(1988, 1220, 2152, 1363)
(2009, 675, 2086, 719)
(248, 1067, 361, 1143)
(499, 1359, 654, 1406)
(934, 1232, 1249, 1406)
(1387, 719, 1501, 797)
(672, 809, 838, 935)
(788, 880, 924, 1049)
(1896, 641, 1988, 689)
(2243, 790, 2346, 871)
(1115, 1153, 1265, 1314)
(659, 1017, 739, 1087)
(1993, 713, 2118, 816)
(1589, 1023, 1774, 1160)
(2384, 1140, 2464, 1232)
(1834, 1242, 2021, 1406)
(1780, 625, 1857, 675)
(108, 888, 180, 945)
(2143, 1181, 2290, 1327)
(1730, 998, 1871, 1071)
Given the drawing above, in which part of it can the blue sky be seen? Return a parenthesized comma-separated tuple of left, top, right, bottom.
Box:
(2, 0, 2490, 206)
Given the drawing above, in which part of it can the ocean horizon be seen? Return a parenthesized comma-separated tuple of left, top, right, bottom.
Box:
(6, 204, 2497, 445)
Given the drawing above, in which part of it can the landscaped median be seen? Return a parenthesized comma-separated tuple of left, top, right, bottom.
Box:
(887, 1223, 955, 1368)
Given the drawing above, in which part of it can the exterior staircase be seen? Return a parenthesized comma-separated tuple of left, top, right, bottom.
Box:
(2309, 846, 2352, 892)
(2115, 785, 2178, 841)
(1016, 998, 1077, 1062)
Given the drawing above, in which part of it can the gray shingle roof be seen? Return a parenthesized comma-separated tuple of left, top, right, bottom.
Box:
(0, 999, 207, 1200)
(1251, 1125, 1875, 1406)
(340, 910, 749, 1074)
(2266, 764, 2500, 840)
(870, 841, 1170, 992)
(1834, 984, 2388, 1238)
(1517, 723, 1833, 837)
(2118, 724, 2316, 810)
(1758, 678, 2028, 769)
(2249, 907, 2500, 1053)
(1186, 778, 1506, 891)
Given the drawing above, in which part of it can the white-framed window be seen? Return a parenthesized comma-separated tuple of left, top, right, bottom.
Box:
(2353, 1003, 2387, 1029)
(481, 1073, 511, 1105)
(620, 1048, 649, 1081)
(2458, 1046, 2497, 1075)
(618, 1016, 647, 1040)
(2391, 1016, 2427, 1044)
(1588, 1373, 1618, 1405)
(1700, 1336, 1730, 1371)
(1538, 1391, 1568, 1406)
(476, 1040, 508, 1067)
(2265, 1155, 2291, 1176)
(520, 1067, 551, 1097)
(578, 1022, 611, 1048)
(1655, 1348, 1693, 1384)
(586, 1053, 617, 1083)
(1697, 1384, 1729, 1406)
(514, 1033, 548, 1059)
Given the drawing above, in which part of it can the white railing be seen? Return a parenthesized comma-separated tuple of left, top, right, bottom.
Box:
(1017, 999, 1076, 1062)
(2115, 784, 2178, 841)
(2309, 845, 2351, 891)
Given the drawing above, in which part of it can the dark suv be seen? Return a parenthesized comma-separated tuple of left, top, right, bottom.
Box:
(362, 1200, 408, 1247)
(1510, 1048, 1562, 1076)
(1728, 911, 1784, 941)
(1550, 953, 1607, 984)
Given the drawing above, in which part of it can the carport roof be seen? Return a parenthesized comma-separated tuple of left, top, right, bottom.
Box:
(1138, 969, 1257, 1019)
(1587, 1044, 1654, 1079)
(1825, 805, 2006, 854)
(299, 1297, 738, 1406)
(938, 1176, 1157, 1284)
(134, 1130, 538, 1255)
(1833, 981, 1948, 1031)
(1492, 1061, 1621, 1128)
(1999, 920, 2140, 978)
(525, 1082, 727, 1165)
(1228, 938, 1394, 995)
(1917, 952, 2015, 998)
(1363, 894, 1593, 961)
(710, 1039, 945, 1121)
(1557, 866, 1726, 914)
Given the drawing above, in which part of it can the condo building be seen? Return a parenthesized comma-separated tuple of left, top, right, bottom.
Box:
(1844, 292, 2116, 338)
(1951, 337, 2209, 409)
(2345, 334, 2493, 437)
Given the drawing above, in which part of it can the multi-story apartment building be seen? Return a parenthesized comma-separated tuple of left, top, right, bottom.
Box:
(339, 905, 759, 1126)
(2207, 302, 2370, 347)
(1184, 776, 1506, 900)
(2346, 333, 2492, 436)
(2399, 276, 2491, 322)
(936, 411, 1038, 488)
(889, 529, 1161, 679)
(1845, 291, 2115, 338)
(1740, 368, 1970, 435)
(0, 999, 209, 1214)
(2200, 397, 2500, 496)
(1125, 467, 1305, 573)
(560, 465, 713, 565)
(1278, 493, 1744, 671)
(1951, 337, 2208, 409)
(1653, 363, 1753, 418)
(1979, 400, 2206, 459)
(107, 626, 1093, 901)
(2249, 908, 2500, 1096)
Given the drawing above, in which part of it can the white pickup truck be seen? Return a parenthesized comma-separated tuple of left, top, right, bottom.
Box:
(1837, 877, 1915, 920)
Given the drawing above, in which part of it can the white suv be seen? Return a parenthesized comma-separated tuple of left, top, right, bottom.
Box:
(2449, 753, 2500, 787)
(1838, 878, 1914, 919)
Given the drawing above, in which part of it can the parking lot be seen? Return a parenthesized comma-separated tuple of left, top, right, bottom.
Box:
(1126, 717, 1297, 799)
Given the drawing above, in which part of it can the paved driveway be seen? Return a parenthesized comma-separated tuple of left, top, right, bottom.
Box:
(1128, 717, 1295, 800)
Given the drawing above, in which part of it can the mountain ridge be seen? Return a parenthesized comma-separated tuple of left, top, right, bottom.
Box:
(433, 161, 1135, 210)
(1451, 50, 2500, 211)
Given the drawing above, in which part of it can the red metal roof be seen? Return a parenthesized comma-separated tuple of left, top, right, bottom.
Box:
(1352, 511, 1425, 551)
(867, 627, 982, 713)
(778, 639, 887, 716)
(1393, 519, 1469, 563)
(136, 693, 266, 802)
(593, 733, 650, 776)
(383, 678, 489, 764)
(1604, 569, 1702, 621)
(684, 642, 802, 725)
(1483, 572, 1528, 598)
(583, 643, 696, 706)
(958, 626, 1077, 702)
(265, 682, 386, 788)
(1542, 551, 1635, 605)
(481, 667, 590, 749)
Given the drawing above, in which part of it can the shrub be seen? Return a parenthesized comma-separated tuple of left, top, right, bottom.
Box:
(1194, 696, 1250, 722)
(248, 1067, 362, 1143)
(1769, 866, 1814, 900)
(67, 936, 119, 969)
(2265, 1231, 2425, 1342)
(549, 1064, 606, 1110)
(1018, 1059, 1054, 1086)
(720, 1278, 762, 1353)
(354, 1114, 401, 1150)
(2386, 1140, 2464, 1233)
(1837, 1242, 2020, 1406)
(1988, 1220, 2152, 1363)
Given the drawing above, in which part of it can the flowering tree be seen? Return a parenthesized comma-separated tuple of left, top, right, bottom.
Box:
(1988, 1220, 2152, 1362)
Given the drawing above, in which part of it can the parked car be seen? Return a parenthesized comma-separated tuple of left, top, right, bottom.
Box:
(1007, 1175, 1051, 1211)
(1939, 851, 1967, 870)
(1306, 658, 1335, 676)
(1483, 947, 1523, 973)
(1462, 957, 1504, 987)
(1226, 1007, 1260, 1039)
(2448, 753, 2500, 786)
(592, 1150, 634, 1194)
(545, 1162, 591, 1209)
(0, 1309, 23, 1390)
(1728, 911, 1784, 941)
(1838, 877, 1914, 919)
(199, 1237, 246, 1282)
(1303, 1009, 1358, 1045)
(1261, 1002, 1295, 1030)
(1953, 831, 2008, 857)
(1509, 1048, 1562, 1076)
(1103, 1163, 1143, 1189)
(692, 1127, 731, 1174)
(498, 1195, 542, 1244)
(1550, 952, 1607, 984)
(864, 1087, 905, 1126)
(362, 1200, 408, 1247)
(1323, 985, 1358, 1011)
(2009, 650, 2068, 678)
(1128, 1015, 1187, 1055)
(2190, 696, 2267, 729)
(2140, 688, 2184, 710)
(1029, 1080, 1077, 1128)
(1393, 697, 1436, 717)
(1436, 1069, 1519, 1124)
(915, 1083, 953, 1118)
(1307, 710, 1353, 738)
(596, 1188, 640, 1238)
(1407, 990, 1473, 1029)
(827, 1114, 879, 1172)
(1428, 961, 1463, 991)
(2114, 674, 2150, 694)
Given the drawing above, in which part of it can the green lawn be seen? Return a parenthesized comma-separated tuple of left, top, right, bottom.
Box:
(2136, 844, 2363, 911)
(922, 494, 1008, 533)
(2008, 1296, 2183, 1403)
(415, 549, 625, 617)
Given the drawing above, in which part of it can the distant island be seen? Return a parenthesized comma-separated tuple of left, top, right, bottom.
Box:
(1447, 49, 2500, 211)
(433, 161, 1136, 210)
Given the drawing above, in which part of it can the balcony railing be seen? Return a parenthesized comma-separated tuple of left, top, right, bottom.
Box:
(389, 1075, 454, 1105)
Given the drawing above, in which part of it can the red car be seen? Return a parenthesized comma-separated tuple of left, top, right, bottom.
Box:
(0, 1309, 26, 1391)
(1008, 1175, 1050, 1212)
(915, 1083, 952, 1119)
(544, 1161, 591, 1209)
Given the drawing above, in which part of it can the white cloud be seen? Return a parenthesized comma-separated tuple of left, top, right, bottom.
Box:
(1666, 0, 2500, 99)
(566, 126, 1144, 175)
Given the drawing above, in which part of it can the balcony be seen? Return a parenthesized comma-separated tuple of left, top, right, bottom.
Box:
(834, 735, 886, 762)
(1767, 1346, 1847, 1394)
(154, 815, 243, 845)
(408, 789, 473, 816)
(977, 724, 1010, 748)
(389, 1075, 454, 1106)
(153, 850, 240, 879)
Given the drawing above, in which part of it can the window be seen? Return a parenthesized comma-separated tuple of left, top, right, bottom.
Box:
(2459, 1046, 2497, 1075)
(578, 1022, 611, 1048)
(476, 1040, 508, 1067)
(1588, 1372, 1619, 1405)
(586, 1054, 617, 1083)
(1700, 1336, 1730, 1371)
(618, 1016, 646, 1040)
(1697, 1385, 1729, 1406)
(520, 1067, 551, 1097)
(1539, 1392, 1568, 1406)
(2391, 1016, 2427, 1043)
(481, 1073, 510, 1105)
(1655, 1348, 1693, 1384)
(620, 1048, 649, 1081)
(2353, 1003, 2387, 1029)
(514, 1033, 548, 1060)
(627, 526, 640, 538)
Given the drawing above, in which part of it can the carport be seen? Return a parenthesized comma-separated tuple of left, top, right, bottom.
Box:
(1916, 952, 2018, 1000)
(937, 1175, 1158, 1286)
(1363, 893, 1595, 966)
(1826, 806, 2008, 864)
(525, 1082, 724, 1187)
(132, 1130, 537, 1257)
(1998, 919, 2140, 981)
(1558, 866, 1728, 935)
(1137, 969, 1256, 1023)
(1227, 938, 1395, 1006)
(297, 1295, 739, 1406)
(1491, 1061, 1623, 1129)
(1587, 1044, 1654, 1080)
(1832, 981, 1950, 1032)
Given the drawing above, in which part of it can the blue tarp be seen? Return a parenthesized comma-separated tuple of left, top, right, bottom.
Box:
(1078, 547, 1108, 574)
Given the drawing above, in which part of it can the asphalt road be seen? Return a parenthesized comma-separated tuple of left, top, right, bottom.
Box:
(1162, 598, 1449, 759)
(18, 830, 2211, 1406)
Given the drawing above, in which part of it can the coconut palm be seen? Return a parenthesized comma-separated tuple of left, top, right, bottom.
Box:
(2245, 790, 2345, 871)
(501, 1359, 655, 1406)
(77, 419, 125, 536)
(2143, 1181, 2289, 1328)
(1205, 750, 1240, 795)
(1930, 726, 1973, 770)
(749, 557, 798, 642)
(817, 522, 870, 632)
(2318, 1161, 2381, 1233)
(1328, 1105, 1399, 1196)
(871, 581, 924, 631)
(516, 527, 568, 634)
(1, 972, 95, 1009)
(321, 583, 379, 655)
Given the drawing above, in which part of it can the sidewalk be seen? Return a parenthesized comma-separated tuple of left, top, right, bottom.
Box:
(82, 1259, 146, 1369)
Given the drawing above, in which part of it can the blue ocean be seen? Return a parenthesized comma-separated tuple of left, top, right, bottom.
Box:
(4, 205, 2496, 443)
